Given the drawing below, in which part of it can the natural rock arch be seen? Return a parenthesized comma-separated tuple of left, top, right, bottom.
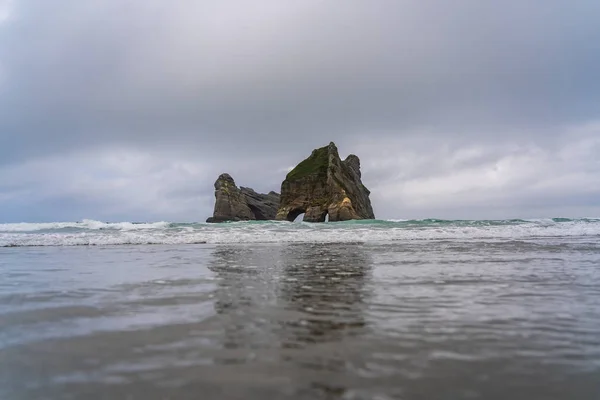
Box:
(205, 142, 375, 223)
(286, 208, 328, 223)
(276, 142, 374, 223)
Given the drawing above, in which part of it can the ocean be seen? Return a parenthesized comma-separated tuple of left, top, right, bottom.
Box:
(1, 219, 599, 399)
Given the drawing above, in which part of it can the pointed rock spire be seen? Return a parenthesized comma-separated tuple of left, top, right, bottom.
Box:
(275, 142, 375, 222)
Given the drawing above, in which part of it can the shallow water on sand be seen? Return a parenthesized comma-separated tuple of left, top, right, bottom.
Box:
(1, 239, 600, 399)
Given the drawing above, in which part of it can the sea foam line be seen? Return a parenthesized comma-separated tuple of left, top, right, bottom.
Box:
(1, 219, 600, 247)
(0, 219, 171, 232)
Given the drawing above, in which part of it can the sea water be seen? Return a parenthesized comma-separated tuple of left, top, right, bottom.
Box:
(1, 219, 599, 399)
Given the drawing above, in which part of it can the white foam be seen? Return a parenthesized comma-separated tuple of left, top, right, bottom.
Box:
(0, 219, 170, 232)
(0, 222, 78, 232)
(1, 219, 600, 247)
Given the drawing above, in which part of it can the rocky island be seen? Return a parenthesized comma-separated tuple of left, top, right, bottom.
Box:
(205, 173, 280, 223)
(206, 142, 375, 223)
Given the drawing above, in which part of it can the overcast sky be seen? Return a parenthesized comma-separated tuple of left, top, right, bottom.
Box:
(1, 0, 599, 222)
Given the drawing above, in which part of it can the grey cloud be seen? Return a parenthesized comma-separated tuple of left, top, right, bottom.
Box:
(2, 1, 600, 160)
(0, 1, 599, 221)
(1, 122, 598, 222)
(360, 123, 600, 219)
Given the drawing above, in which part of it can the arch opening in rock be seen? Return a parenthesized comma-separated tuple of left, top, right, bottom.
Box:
(293, 213, 305, 222)
(287, 208, 306, 222)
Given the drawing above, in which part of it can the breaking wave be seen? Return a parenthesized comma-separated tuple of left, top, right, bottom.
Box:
(1, 218, 599, 247)
(0, 219, 171, 232)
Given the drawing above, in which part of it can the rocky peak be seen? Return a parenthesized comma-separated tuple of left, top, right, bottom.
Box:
(275, 142, 375, 222)
(343, 154, 361, 179)
(214, 173, 236, 190)
(206, 174, 280, 223)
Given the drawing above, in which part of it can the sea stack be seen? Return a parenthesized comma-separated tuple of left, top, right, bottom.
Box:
(206, 173, 280, 223)
(275, 142, 375, 222)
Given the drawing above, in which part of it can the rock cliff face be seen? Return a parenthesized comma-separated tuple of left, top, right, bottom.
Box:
(275, 142, 375, 222)
(240, 187, 280, 221)
(206, 174, 280, 223)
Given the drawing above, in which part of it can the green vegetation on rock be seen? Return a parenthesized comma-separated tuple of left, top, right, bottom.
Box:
(285, 145, 329, 181)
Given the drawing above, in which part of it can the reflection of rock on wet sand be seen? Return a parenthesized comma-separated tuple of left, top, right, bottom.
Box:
(207, 246, 284, 352)
(207, 243, 373, 397)
(207, 243, 372, 351)
(278, 243, 372, 346)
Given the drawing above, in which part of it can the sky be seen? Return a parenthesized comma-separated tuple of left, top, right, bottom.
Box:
(1, 0, 599, 222)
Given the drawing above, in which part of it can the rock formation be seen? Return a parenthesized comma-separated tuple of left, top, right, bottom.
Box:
(275, 142, 375, 222)
(206, 174, 280, 223)
(240, 187, 280, 221)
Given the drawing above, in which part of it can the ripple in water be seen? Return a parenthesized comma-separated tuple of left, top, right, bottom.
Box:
(1, 238, 599, 399)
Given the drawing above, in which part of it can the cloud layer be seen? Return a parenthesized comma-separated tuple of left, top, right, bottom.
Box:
(1, 1, 599, 221)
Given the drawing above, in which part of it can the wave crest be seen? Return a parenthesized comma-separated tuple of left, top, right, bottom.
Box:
(0, 219, 171, 233)
(1, 218, 599, 247)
